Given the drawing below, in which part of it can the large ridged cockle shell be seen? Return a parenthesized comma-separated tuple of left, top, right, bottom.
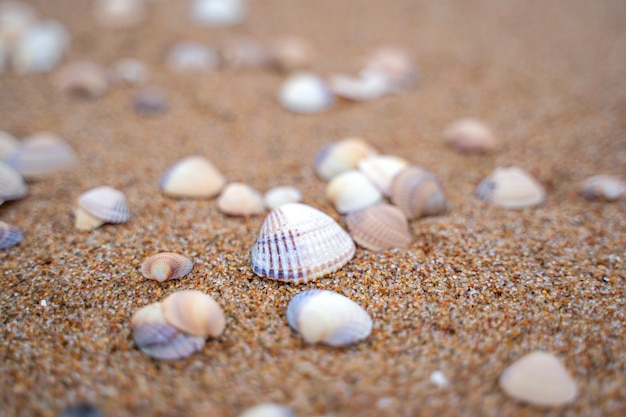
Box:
(286, 290, 372, 346)
(141, 252, 193, 282)
(579, 175, 625, 201)
(131, 302, 206, 360)
(0, 160, 27, 201)
(345, 204, 410, 251)
(443, 118, 498, 154)
(161, 290, 226, 338)
(217, 182, 265, 216)
(0, 221, 23, 249)
(476, 167, 546, 209)
(499, 351, 577, 407)
(277, 71, 334, 114)
(75, 186, 131, 231)
(326, 170, 383, 214)
(250, 203, 356, 284)
(357, 154, 409, 196)
(238, 403, 296, 417)
(159, 155, 226, 199)
(314, 137, 377, 181)
(8, 132, 76, 180)
(390, 166, 447, 219)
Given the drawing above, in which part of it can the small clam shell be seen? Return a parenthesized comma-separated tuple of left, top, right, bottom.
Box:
(75, 186, 130, 231)
(476, 167, 545, 209)
(93, 0, 146, 30)
(54, 60, 109, 98)
(326, 170, 383, 214)
(0, 160, 27, 201)
(190, 0, 247, 28)
(499, 351, 577, 407)
(329, 70, 391, 101)
(315, 137, 378, 181)
(287, 290, 372, 346)
(357, 154, 409, 196)
(0, 131, 21, 160)
(278, 71, 334, 114)
(579, 175, 625, 201)
(0, 220, 23, 249)
(390, 166, 447, 219)
(345, 204, 410, 251)
(8, 132, 76, 181)
(141, 252, 193, 282)
(12, 19, 70, 74)
(362, 46, 416, 90)
(161, 290, 226, 338)
(269, 36, 314, 73)
(250, 203, 355, 283)
(263, 185, 302, 210)
(159, 155, 226, 199)
(167, 41, 220, 72)
(131, 302, 206, 360)
(443, 118, 498, 153)
(217, 182, 265, 216)
(238, 403, 296, 417)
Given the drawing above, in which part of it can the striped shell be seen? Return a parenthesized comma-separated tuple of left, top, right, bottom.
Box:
(0, 160, 27, 201)
(390, 166, 447, 219)
(75, 186, 130, 231)
(326, 170, 383, 214)
(314, 137, 378, 181)
(345, 204, 410, 251)
(8, 132, 76, 180)
(0, 221, 23, 249)
(476, 167, 545, 209)
(159, 155, 226, 199)
(287, 290, 372, 346)
(579, 175, 625, 201)
(357, 154, 409, 196)
(141, 252, 193, 282)
(250, 203, 355, 284)
(443, 118, 498, 153)
(217, 182, 265, 216)
(161, 290, 225, 338)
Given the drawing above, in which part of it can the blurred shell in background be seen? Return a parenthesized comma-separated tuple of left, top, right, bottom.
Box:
(7, 132, 76, 181)
(278, 72, 334, 114)
(315, 137, 377, 181)
(476, 167, 545, 209)
(159, 156, 226, 199)
(217, 182, 265, 216)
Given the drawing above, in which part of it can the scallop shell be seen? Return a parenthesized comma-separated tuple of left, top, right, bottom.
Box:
(161, 290, 226, 338)
(250, 203, 355, 283)
(93, 0, 146, 30)
(326, 170, 383, 214)
(286, 290, 372, 346)
(476, 167, 545, 209)
(141, 252, 193, 282)
(0, 220, 23, 249)
(159, 155, 226, 199)
(0, 160, 27, 201)
(345, 204, 410, 251)
(314, 137, 378, 181)
(390, 166, 447, 219)
(12, 19, 70, 74)
(263, 185, 302, 210)
(238, 403, 296, 417)
(75, 186, 130, 231)
(217, 182, 265, 216)
(190, 0, 247, 28)
(443, 118, 498, 153)
(131, 302, 206, 360)
(357, 154, 409, 196)
(7, 132, 76, 180)
(499, 351, 577, 407)
(579, 175, 625, 201)
(166, 41, 220, 72)
(278, 71, 334, 114)
(54, 60, 109, 98)
(0, 131, 21, 160)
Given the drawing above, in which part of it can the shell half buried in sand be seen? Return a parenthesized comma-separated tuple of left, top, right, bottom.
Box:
(141, 252, 193, 282)
(250, 203, 355, 284)
(0, 220, 24, 250)
(287, 289, 372, 346)
(476, 166, 545, 209)
(345, 204, 410, 251)
(159, 155, 226, 199)
(75, 186, 131, 231)
(390, 165, 447, 219)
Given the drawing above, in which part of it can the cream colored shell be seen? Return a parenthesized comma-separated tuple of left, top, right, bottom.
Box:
(161, 290, 225, 338)
(326, 170, 383, 214)
(217, 182, 265, 216)
(443, 118, 498, 153)
(159, 155, 226, 199)
(141, 252, 193, 282)
(476, 167, 545, 209)
(314, 137, 377, 181)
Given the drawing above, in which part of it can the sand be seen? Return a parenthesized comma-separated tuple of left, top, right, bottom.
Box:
(1, 0, 625, 416)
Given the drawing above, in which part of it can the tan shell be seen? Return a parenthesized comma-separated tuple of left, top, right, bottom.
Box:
(443, 118, 498, 153)
(8, 132, 76, 180)
(326, 170, 383, 214)
(390, 166, 447, 219)
(161, 290, 225, 338)
(476, 167, 546, 209)
(345, 204, 410, 251)
(54, 60, 109, 98)
(141, 252, 193, 282)
(159, 155, 226, 199)
(357, 154, 409, 196)
(315, 137, 378, 181)
(217, 182, 265, 216)
(579, 175, 625, 201)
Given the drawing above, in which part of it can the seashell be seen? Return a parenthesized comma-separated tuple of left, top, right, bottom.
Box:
(93, 0, 146, 30)
(0, 38, 7, 73)
(59, 402, 102, 417)
(326, 170, 383, 214)
(250, 203, 356, 283)
(278, 72, 334, 114)
(12, 19, 70, 74)
(161, 290, 226, 338)
(141, 252, 193, 282)
(499, 351, 577, 407)
(579, 175, 626, 201)
(0, 220, 23, 249)
(443, 118, 498, 153)
(263, 185, 302, 210)
(315, 137, 378, 181)
(329, 70, 391, 101)
(0, 1, 37, 47)
(133, 88, 168, 115)
(357, 154, 409, 196)
(345, 204, 410, 251)
(7, 132, 76, 180)
(75, 186, 131, 231)
(159, 155, 226, 199)
(269, 36, 315, 73)
(0, 131, 22, 160)
(109, 57, 147, 85)
(221, 37, 272, 70)
(190, 0, 246, 28)
(362, 46, 416, 91)
(54, 61, 109, 98)
(131, 302, 206, 360)
(390, 166, 447, 219)
(0, 160, 27, 201)
(286, 290, 372, 346)
(476, 167, 545, 209)
(238, 403, 296, 417)
(217, 182, 265, 216)
(166, 41, 220, 72)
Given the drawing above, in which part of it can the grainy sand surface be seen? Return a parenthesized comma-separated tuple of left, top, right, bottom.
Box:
(1, 1, 625, 416)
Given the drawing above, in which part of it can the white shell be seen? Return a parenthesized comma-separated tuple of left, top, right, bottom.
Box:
(326, 170, 383, 214)
(161, 290, 226, 338)
(0, 220, 23, 249)
(76, 186, 130, 231)
(499, 351, 577, 407)
(579, 175, 626, 201)
(0, 1, 37, 46)
(0, 131, 21, 159)
(12, 19, 70, 74)
(278, 72, 334, 114)
(357, 154, 409, 196)
(8, 132, 76, 180)
(263, 186, 302, 210)
(250, 203, 356, 284)
(141, 252, 193, 282)
(167, 41, 220, 72)
(190, 0, 246, 28)
(93, 0, 146, 30)
(314, 137, 378, 181)
(159, 156, 226, 199)
(238, 403, 296, 417)
(217, 182, 265, 216)
(443, 118, 498, 153)
(476, 167, 546, 209)
(345, 204, 410, 251)
(390, 166, 447, 219)
(0, 160, 27, 201)
(54, 60, 109, 98)
(287, 290, 372, 346)
(329, 70, 391, 101)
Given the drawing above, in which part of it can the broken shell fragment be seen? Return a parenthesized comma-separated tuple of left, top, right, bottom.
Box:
(357, 154, 409, 196)
(345, 204, 410, 251)
(75, 186, 131, 231)
(0, 220, 23, 249)
(287, 290, 372, 346)
(278, 72, 334, 114)
(167, 41, 220, 72)
(579, 175, 625, 201)
(250, 203, 355, 284)
(443, 118, 498, 153)
(161, 290, 226, 338)
(315, 137, 378, 181)
(476, 167, 545, 209)
(141, 252, 193, 282)
(217, 182, 265, 216)
(190, 0, 247, 28)
(54, 60, 109, 98)
(326, 170, 383, 214)
(7, 132, 76, 180)
(238, 403, 296, 417)
(0, 131, 21, 160)
(499, 351, 577, 407)
(390, 166, 447, 219)
(159, 156, 226, 199)
(0, 160, 27, 201)
(263, 185, 302, 210)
